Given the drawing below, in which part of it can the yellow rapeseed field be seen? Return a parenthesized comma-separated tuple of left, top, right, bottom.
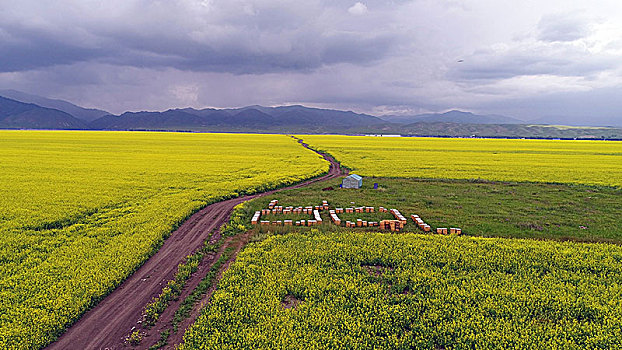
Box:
(0, 130, 328, 350)
(301, 135, 622, 187)
(181, 230, 622, 349)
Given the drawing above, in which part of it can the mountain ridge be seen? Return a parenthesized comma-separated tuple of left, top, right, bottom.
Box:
(0, 96, 88, 129)
(379, 110, 525, 125)
(0, 90, 110, 122)
(1, 91, 621, 138)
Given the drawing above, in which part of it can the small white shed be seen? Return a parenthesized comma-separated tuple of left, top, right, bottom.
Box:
(342, 174, 363, 189)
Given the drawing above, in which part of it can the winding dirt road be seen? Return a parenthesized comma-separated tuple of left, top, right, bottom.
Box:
(46, 139, 345, 350)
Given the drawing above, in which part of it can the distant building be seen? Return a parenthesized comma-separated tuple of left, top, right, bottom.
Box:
(364, 134, 402, 137)
(342, 174, 363, 189)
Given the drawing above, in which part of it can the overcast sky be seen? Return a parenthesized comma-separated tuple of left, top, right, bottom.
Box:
(1, 0, 622, 125)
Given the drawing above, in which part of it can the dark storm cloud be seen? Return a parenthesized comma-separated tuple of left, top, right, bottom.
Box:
(0, 1, 398, 74)
(1, 0, 622, 126)
(0, 25, 107, 71)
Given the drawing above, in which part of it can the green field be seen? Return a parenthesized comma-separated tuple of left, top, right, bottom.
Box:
(301, 136, 622, 187)
(182, 230, 622, 349)
(0, 131, 327, 349)
(244, 177, 622, 242)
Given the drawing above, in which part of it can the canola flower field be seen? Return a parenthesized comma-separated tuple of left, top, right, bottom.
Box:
(181, 230, 622, 350)
(301, 136, 622, 187)
(0, 131, 328, 350)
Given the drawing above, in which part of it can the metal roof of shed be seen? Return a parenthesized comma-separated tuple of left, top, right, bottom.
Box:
(346, 174, 362, 180)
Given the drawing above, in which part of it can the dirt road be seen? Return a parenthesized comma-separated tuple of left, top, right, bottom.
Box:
(46, 140, 345, 350)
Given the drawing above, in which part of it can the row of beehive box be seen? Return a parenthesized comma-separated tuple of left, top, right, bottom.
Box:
(380, 220, 404, 232)
(259, 219, 321, 226)
(390, 209, 407, 224)
(329, 210, 341, 225)
(334, 206, 375, 214)
(313, 209, 323, 223)
(261, 206, 317, 215)
(411, 214, 431, 232)
(257, 201, 462, 235)
(344, 220, 380, 228)
(437, 227, 462, 235)
(268, 199, 279, 209)
(251, 211, 262, 225)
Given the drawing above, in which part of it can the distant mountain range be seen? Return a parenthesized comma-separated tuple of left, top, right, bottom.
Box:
(89, 105, 385, 131)
(0, 96, 87, 129)
(1, 90, 621, 139)
(380, 110, 525, 125)
(0, 89, 109, 122)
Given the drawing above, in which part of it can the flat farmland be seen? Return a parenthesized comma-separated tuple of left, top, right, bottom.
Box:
(181, 231, 622, 349)
(0, 131, 328, 349)
(301, 136, 622, 187)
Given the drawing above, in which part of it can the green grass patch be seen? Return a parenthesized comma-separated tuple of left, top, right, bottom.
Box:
(244, 177, 622, 243)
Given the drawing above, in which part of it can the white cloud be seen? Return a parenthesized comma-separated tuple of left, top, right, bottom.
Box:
(348, 2, 368, 16)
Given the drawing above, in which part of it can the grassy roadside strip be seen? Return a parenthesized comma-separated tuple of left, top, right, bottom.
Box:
(143, 245, 239, 350)
(172, 245, 237, 333)
(147, 329, 171, 350)
(171, 203, 252, 332)
(127, 203, 251, 350)
(141, 202, 252, 327)
(142, 240, 222, 326)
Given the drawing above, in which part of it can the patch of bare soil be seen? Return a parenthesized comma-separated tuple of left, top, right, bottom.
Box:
(363, 264, 394, 277)
(281, 294, 303, 310)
